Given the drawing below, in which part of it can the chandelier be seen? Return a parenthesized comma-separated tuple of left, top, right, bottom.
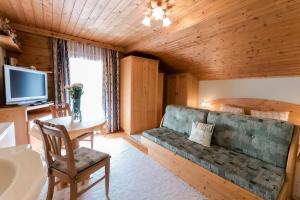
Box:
(142, 0, 173, 27)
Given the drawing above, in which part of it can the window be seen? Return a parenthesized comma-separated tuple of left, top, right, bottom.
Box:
(69, 57, 104, 120)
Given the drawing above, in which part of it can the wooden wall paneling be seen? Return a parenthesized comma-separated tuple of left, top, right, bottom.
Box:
(166, 73, 199, 107)
(166, 75, 177, 105)
(13, 23, 125, 52)
(7, 31, 55, 101)
(187, 74, 199, 107)
(176, 74, 188, 105)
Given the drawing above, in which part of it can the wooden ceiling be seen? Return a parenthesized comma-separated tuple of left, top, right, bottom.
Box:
(0, 0, 299, 80)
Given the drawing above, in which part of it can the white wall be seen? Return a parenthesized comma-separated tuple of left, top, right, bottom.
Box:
(199, 77, 300, 105)
(199, 77, 300, 198)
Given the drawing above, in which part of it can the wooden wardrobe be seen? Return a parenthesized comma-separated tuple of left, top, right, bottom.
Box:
(166, 73, 199, 107)
(120, 56, 160, 135)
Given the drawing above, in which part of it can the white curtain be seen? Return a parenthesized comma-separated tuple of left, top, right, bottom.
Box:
(67, 41, 104, 120)
(68, 41, 104, 60)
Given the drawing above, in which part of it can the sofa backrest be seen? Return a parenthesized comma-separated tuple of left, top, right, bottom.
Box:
(207, 111, 294, 168)
(163, 105, 209, 137)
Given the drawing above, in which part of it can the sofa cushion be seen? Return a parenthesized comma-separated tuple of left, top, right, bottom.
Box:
(143, 128, 285, 200)
(207, 111, 294, 168)
(162, 105, 209, 136)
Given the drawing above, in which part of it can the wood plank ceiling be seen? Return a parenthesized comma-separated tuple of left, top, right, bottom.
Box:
(0, 0, 299, 80)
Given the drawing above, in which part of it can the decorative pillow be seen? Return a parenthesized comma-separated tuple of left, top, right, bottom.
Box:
(250, 110, 289, 121)
(219, 104, 245, 115)
(188, 121, 214, 147)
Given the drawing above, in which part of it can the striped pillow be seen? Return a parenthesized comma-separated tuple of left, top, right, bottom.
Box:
(250, 110, 289, 121)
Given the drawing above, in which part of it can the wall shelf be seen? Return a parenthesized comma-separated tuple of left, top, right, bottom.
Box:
(0, 35, 21, 52)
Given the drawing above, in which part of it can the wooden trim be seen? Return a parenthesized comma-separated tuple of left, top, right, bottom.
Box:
(285, 126, 299, 199)
(12, 23, 125, 52)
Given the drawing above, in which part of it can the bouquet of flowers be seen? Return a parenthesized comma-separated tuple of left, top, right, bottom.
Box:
(65, 83, 84, 121)
(65, 83, 84, 99)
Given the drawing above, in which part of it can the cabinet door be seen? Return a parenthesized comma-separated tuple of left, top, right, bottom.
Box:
(166, 75, 177, 105)
(176, 74, 187, 105)
(145, 61, 158, 130)
(131, 59, 146, 133)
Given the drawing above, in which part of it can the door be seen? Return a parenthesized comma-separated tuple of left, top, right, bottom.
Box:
(131, 58, 146, 133)
(167, 75, 177, 105)
(145, 61, 158, 130)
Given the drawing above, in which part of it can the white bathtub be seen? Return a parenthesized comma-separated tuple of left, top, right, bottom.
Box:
(0, 145, 47, 200)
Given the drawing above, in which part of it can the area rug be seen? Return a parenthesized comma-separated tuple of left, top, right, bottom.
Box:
(44, 137, 207, 200)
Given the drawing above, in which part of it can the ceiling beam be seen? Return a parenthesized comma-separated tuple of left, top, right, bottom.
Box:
(12, 23, 125, 52)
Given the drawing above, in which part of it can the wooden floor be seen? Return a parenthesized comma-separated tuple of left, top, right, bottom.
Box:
(36, 132, 146, 200)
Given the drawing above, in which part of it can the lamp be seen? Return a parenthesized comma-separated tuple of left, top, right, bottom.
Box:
(142, 16, 151, 26)
(142, 0, 173, 27)
(163, 17, 171, 27)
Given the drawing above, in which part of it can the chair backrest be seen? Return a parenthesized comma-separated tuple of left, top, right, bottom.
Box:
(49, 104, 71, 118)
(34, 120, 77, 177)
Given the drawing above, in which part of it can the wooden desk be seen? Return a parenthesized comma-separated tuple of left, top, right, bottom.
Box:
(0, 102, 54, 145)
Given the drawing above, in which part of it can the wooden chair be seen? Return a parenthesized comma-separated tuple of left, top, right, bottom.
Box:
(49, 104, 94, 149)
(34, 120, 110, 200)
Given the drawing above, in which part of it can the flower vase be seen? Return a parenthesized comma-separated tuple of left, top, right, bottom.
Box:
(72, 98, 82, 122)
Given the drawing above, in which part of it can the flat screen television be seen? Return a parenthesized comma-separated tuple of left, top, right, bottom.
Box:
(4, 65, 48, 105)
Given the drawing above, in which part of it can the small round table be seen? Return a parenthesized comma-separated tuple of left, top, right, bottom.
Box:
(30, 116, 107, 147)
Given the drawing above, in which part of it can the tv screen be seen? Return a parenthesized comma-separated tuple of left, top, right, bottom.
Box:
(4, 65, 48, 105)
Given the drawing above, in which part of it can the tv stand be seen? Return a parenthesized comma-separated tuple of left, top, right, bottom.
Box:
(0, 102, 54, 145)
(27, 101, 53, 111)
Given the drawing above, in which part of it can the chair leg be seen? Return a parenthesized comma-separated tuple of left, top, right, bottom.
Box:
(46, 175, 55, 200)
(91, 133, 94, 149)
(70, 181, 77, 200)
(105, 159, 110, 197)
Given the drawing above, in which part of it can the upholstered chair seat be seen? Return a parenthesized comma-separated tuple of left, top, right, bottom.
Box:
(52, 147, 110, 173)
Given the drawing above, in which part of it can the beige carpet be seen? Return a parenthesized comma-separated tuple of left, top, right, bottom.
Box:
(40, 136, 207, 200)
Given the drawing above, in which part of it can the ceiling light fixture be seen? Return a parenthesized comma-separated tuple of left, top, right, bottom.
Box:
(142, 0, 173, 27)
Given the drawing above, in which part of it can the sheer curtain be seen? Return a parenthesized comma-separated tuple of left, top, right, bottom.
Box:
(67, 41, 104, 121)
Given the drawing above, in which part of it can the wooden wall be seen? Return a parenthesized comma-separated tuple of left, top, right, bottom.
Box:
(7, 31, 54, 101)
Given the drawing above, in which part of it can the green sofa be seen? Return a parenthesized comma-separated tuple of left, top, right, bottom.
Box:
(142, 105, 295, 200)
